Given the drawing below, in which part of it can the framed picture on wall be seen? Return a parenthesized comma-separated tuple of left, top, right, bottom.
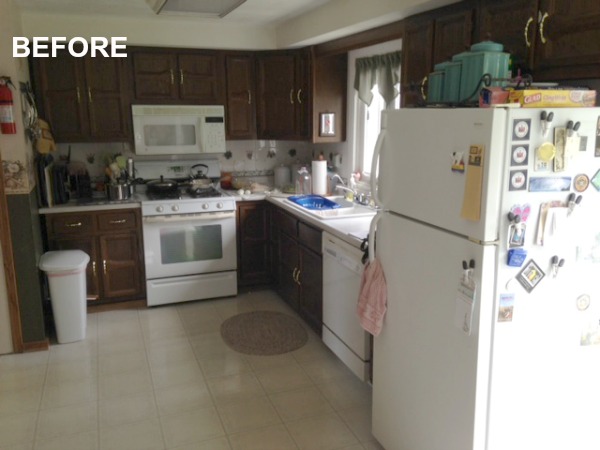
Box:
(319, 113, 335, 136)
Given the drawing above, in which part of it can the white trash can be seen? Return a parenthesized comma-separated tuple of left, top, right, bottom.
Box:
(39, 250, 90, 344)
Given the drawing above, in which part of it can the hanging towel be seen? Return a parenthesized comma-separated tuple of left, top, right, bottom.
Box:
(357, 258, 387, 336)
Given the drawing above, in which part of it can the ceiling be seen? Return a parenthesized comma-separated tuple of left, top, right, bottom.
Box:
(13, 0, 334, 26)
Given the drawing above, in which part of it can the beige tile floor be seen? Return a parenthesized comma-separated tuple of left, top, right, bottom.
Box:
(0, 289, 384, 450)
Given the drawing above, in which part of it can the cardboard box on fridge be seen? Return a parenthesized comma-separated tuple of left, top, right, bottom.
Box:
(508, 89, 596, 107)
(479, 87, 510, 108)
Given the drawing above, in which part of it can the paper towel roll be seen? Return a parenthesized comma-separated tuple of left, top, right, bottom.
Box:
(311, 160, 327, 195)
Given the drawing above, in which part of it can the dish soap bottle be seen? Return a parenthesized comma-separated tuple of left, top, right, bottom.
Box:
(296, 166, 312, 195)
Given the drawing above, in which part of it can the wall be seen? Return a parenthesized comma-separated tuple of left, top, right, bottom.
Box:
(0, 0, 47, 352)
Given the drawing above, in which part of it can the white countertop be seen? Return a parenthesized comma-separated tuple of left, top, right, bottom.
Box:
(266, 196, 374, 249)
(39, 197, 142, 214)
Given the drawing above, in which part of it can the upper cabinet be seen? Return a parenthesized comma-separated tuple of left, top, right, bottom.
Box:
(478, 0, 600, 80)
(131, 49, 225, 104)
(401, 5, 474, 107)
(31, 52, 131, 142)
(256, 49, 311, 140)
(312, 52, 347, 143)
(225, 53, 256, 140)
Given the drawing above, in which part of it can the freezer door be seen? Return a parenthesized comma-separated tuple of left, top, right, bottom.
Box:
(377, 108, 507, 242)
(372, 213, 497, 450)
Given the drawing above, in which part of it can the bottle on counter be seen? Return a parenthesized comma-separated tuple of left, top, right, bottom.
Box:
(295, 166, 312, 195)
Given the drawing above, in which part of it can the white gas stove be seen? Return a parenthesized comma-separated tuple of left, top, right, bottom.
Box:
(135, 158, 237, 306)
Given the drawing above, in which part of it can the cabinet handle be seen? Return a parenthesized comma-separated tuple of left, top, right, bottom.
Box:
(420, 76, 428, 101)
(296, 269, 301, 286)
(109, 219, 127, 225)
(524, 16, 534, 48)
(292, 267, 298, 281)
(65, 222, 82, 228)
(87, 87, 92, 103)
(539, 11, 549, 44)
(170, 69, 174, 85)
(296, 89, 302, 104)
(179, 69, 184, 85)
(103, 260, 107, 275)
(92, 261, 96, 277)
(76, 87, 81, 104)
(289, 88, 295, 104)
(247, 90, 251, 105)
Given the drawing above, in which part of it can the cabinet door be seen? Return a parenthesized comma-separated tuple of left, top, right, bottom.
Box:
(83, 57, 130, 140)
(401, 17, 434, 107)
(534, 0, 600, 79)
(237, 201, 270, 285)
(256, 53, 298, 139)
(178, 52, 225, 103)
(298, 245, 323, 336)
(277, 231, 300, 310)
(34, 53, 89, 140)
(433, 10, 473, 65)
(48, 237, 100, 302)
(478, 0, 539, 75)
(225, 54, 256, 139)
(294, 50, 311, 140)
(98, 232, 143, 299)
(132, 51, 178, 100)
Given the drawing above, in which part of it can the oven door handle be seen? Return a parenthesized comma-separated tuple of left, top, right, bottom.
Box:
(143, 211, 235, 223)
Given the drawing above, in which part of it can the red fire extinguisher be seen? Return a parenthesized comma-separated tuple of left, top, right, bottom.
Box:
(0, 76, 17, 134)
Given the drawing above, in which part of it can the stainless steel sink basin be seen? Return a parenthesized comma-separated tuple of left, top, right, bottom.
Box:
(284, 195, 376, 220)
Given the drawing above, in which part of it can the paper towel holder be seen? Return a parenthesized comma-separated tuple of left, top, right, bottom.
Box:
(319, 113, 335, 136)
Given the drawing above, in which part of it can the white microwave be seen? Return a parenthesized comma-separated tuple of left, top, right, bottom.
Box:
(132, 105, 226, 155)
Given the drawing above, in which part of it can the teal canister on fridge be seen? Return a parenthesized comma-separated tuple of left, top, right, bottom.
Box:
(441, 61, 462, 103)
(427, 70, 444, 104)
(452, 41, 510, 103)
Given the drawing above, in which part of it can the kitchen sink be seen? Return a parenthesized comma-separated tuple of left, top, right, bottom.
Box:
(284, 195, 376, 220)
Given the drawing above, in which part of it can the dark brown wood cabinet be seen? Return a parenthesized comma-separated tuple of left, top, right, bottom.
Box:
(237, 201, 270, 286)
(31, 53, 131, 142)
(45, 208, 145, 304)
(312, 52, 347, 143)
(402, 6, 474, 107)
(270, 206, 322, 335)
(256, 49, 311, 140)
(478, 0, 600, 80)
(225, 53, 257, 140)
(131, 49, 225, 104)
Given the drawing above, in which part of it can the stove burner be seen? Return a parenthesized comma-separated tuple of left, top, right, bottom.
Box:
(145, 191, 181, 201)
(187, 186, 223, 198)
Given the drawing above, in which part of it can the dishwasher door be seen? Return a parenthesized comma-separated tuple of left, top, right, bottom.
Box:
(322, 232, 371, 382)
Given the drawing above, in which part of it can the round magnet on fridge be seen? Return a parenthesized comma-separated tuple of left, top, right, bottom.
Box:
(536, 142, 556, 162)
(576, 294, 591, 311)
(573, 174, 589, 192)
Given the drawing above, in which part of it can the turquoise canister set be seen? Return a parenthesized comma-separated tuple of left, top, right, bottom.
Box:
(427, 41, 511, 104)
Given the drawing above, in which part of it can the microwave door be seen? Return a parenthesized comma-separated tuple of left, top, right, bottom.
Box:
(134, 116, 200, 155)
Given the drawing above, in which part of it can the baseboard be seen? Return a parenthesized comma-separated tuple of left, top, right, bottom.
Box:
(22, 339, 49, 352)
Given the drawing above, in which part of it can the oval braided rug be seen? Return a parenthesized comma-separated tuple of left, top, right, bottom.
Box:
(220, 311, 308, 355)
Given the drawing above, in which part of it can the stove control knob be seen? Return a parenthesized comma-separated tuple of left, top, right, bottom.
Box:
(156, 205, 164, 213)
(202, 203, 209, 210)
(216, 202, 223, 209)
(171, 205, 179, 212)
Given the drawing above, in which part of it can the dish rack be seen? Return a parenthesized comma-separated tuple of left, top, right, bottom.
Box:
(287, 195, 341, 210)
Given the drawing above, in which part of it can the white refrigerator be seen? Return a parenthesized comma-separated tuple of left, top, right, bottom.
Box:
(369, 107, 600, 450)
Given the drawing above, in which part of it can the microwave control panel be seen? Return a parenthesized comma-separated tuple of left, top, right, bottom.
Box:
(201, 117, 226, 154)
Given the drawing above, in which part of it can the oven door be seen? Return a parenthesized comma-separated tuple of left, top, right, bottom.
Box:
(143, 211, 236, 279)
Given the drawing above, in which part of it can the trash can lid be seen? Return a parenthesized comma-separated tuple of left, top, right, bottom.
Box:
(39, 250, 90, 272)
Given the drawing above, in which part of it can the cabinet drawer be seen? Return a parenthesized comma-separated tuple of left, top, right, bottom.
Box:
(298, 221, 321, 254)
(273, 208, 297, 237)
(97, 210, 138, 231)
(48, 213, 95, 236)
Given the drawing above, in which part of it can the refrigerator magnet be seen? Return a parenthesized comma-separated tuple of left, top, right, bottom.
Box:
(509, 170, 527, 191)
(528, 176, 571, 192)
(511, 145, 529, 166)
(512, 119, 531, 141)
(591, 169, 600, 191)
(516, 259, 545, 293)
(573, 174, 590, 192)
(498, 293, 515, 322)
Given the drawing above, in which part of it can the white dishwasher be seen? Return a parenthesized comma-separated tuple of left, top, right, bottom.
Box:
(322, 232, 371, 382)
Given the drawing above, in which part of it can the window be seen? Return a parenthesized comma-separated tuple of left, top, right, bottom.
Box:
(348, 40, 402, 181)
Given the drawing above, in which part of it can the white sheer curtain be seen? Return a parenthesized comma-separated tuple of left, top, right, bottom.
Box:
(353, 51, 402, 107)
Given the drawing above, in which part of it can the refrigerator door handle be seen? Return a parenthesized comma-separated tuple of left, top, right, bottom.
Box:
(368, 211, 385, 263)
(370, 129, 386, 208)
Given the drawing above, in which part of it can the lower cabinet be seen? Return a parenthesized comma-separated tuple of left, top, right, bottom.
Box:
(45, 208, 145, 304)
(271, 206, 323, 335)
(236, 201, 271, 286)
